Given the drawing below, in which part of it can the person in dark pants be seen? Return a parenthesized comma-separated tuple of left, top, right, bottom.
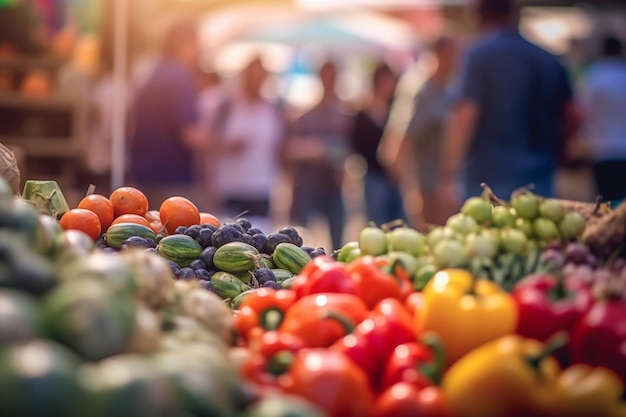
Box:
(129, 20, 207, 210)
(350, 62, 405, 226)
(582, 35, 626, 204)
(283, 61, 352, 251)
(437, 0, 577, 208)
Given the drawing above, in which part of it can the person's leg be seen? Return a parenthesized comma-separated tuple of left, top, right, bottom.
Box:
(324, 187, 346, 252)
(593, 160, 626, 203)
(363, 172, 390, 226)
(386, 180, 407, 225)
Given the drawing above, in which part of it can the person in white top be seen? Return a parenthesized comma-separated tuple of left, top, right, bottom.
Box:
(581, 35, 626, 203)
(209, 58, 286, 231)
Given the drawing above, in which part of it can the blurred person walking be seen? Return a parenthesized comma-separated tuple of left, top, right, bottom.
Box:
(196, 69, 225, 213)
(209, 57, 286, 233)
(283, 61, 352, 251)
(391, 36, 460, 227)
(437, 0, 578, 209)
(581, 35, 626, 204)
(128, 20, 207, 210)
(349, 62, 405, 226)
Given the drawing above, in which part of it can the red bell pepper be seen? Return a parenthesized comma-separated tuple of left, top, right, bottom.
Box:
(512, 273, 593, 341)
(279, 348, 375, 417)
(235, 288, 296, 340)
(374, 383, 452, 417)
(279, 293, 369, 347)
(291, 256, 358, 299)
(330, 298, 417, 388)
(346, 256, 413, 309)
(512, 272, 593, 365)
(379, 332, 445, 392)
(240, 330, 306, 386)
(571, 297, 626, 383)
(404, 291, 424, 318)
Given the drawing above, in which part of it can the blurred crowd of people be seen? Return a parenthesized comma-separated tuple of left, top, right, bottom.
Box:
(2, 0, 626, 249)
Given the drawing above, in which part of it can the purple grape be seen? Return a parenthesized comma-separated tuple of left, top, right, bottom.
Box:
(541, 248, 565, 268)
(121, 236, 154, 250)
(611, 257, 626, 272)
(586, 254, 598, 268)
(236, 218, 252, 232)
(195, 269, 214, 280)
(278, 226, 303, 247)
(199, 279, 214, 291)
(168, 261, 181, 280)
(184, 225, 202, 240)
(189, 259, 207, 271)
(310, 249, 326, 259)
(197, 228, 214, 248)
(179, 267, 196, 281)
(264, 233, 291, 253)
(564, 242, 589, 265)
(544, 240, 563, 251)
(247, 227, 264, 236)
(199, 247, 217, 270)
(251, 234, 267, 253)
(254, 268, 276, 285)
(241, 233, 255, 247)
(262, 281, 281, 290)
(300, 246, 315, 255)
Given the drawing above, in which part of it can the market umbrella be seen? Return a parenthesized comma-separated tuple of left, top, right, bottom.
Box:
(236, 11, 418, 53)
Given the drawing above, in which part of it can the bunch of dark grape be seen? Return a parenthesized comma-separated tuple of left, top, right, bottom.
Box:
(163, 219, 324, 291)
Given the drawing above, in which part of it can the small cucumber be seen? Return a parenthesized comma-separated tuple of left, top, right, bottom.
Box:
(211, 271, 251, 300)
(213, 242, 259, 273)
(270, 268, 294, 284)
(272, 243, 311, 275)
(157, 234, 202, 267)
(230, 289, 258, 310)
(233, 270, 253, 284)
(106, 223, 156, 249)
(279, 276, 298, 289)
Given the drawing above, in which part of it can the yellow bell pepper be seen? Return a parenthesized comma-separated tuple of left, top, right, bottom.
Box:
(416, 269, 517, 364)
(536, 364, 626, 417)
(441, 333, 563, 417)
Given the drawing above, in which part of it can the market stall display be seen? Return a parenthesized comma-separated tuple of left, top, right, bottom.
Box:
(2, 176, 626, 417)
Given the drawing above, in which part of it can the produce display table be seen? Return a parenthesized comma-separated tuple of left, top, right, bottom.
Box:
(0, 178, 625, 417)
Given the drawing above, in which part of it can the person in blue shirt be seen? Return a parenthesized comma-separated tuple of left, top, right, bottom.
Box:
(129, 20, 207, 210)
(581, 35, 626, 205)
(437, 0, 577, 209)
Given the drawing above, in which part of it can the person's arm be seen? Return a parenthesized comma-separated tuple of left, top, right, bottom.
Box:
(558, 66, 583, 163)
(282, 112, 327, 162)
(438, 99, 479, 184)
(435, 47, 484, 211)
(175, 69, 206, 151)
(182, 125, 206, 150)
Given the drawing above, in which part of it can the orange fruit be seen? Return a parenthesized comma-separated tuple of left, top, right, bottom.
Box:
(159, 196, 200, 234)
(199, 212, 221, 227)
(109, 187, 149, 218)
(144, 210, 164, 233)
(59, 208, 102, 241)
(77, 194, 115, 231)
(110, 214, 153, 230)
(144, 210, 161, 223)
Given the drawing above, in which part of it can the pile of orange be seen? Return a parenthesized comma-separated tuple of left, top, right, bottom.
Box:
(58, 186, 221, 241)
